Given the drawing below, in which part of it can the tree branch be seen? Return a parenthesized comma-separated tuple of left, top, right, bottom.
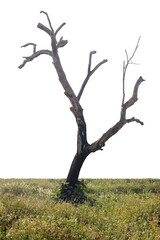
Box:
(37, 23, 53, 37)
(91, 59, 108, 75)
(37, 22, 67, 52)
(18, 49, 52, 69)
(37, 12, 89, 152)
(77, 51, 107, 101)
(122, 36, 141, 105)
(40, 11, 54, 33)
(56, 37, 68, 49)
(88, 120, 125, 152)
(20, 12, 80, 119)
(21, 43, 37, 53)
(120, 76, 145, 121)
(89, 76, 145, 153)
(88, 51, 96, 72)
(55, 23, 66, 36)
(125, 76, 144, 107)
(126, 117, 144, 125)
(37, 13, 83, 116)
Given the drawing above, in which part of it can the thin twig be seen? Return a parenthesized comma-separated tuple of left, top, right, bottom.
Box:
(21, 43, 37, 53)
(122, 60, 126, 105)
(40, 11, 54, 33)
(88, 51, 96, 73)
(128, 36, 141, 63)
(125, 49, 129, 62)
(90, 59, 108, 75)
(126, 117, 144, 125)
(122, 36, 141, 106)
(55, 23, 66, 36)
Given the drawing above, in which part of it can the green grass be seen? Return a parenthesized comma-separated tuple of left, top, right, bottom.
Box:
(0, 179, 160, 239)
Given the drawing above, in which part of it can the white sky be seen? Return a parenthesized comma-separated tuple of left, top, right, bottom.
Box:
(0, 0, 159, 178)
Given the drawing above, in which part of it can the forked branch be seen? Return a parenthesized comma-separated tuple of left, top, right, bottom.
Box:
(18, 46, 52, 69)
(77, 51, 108, 101)
(40, 10, 66, 36)
(40, 11, 54, 33)
(19, 11, 82, 119)
(122, 37, 141, 105)
(88, 68, 144, 152)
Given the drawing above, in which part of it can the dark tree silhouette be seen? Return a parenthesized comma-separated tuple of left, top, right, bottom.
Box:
(19, 11, 145, 187)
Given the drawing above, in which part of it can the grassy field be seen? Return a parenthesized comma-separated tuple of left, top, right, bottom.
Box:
(0, 179, 160, 239)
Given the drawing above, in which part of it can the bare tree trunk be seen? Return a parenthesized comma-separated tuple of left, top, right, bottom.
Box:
(66, 152, 89, 185)
(66, 113, 90, 185)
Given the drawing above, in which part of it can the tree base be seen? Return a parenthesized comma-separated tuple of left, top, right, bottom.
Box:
(54, 181, 87, 204)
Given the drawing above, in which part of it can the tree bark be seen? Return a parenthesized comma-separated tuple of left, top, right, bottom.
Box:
(66, 113, 90, 185)
(66, 151, 89, 185)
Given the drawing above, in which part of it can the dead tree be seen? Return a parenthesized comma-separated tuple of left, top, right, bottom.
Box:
(19, 12, 145, 186)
